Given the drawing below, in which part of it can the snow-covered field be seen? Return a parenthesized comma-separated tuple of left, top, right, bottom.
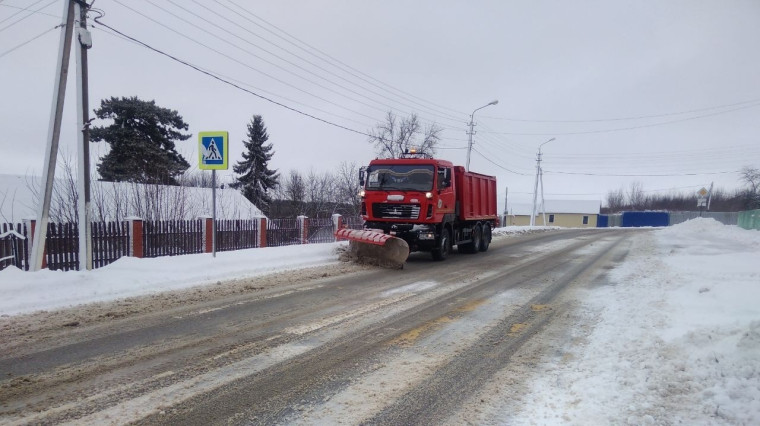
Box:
(1, 219, 758, 424)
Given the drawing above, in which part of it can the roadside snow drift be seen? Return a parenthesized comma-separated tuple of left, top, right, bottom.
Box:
(507, 218, 760, 425)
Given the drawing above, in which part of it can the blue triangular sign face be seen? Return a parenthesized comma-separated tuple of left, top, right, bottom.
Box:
(204, 139, 222, 161)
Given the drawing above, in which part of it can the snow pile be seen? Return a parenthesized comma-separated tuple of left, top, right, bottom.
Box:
(492, 226, 562, 236)
(511, 218, 760, 425)
(0, 242, 346, 316)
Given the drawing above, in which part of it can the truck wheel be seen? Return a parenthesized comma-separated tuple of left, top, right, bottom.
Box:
(479, 223, 491, 252)
(431, 228, 451, 261)
(469, 224, 482, 254)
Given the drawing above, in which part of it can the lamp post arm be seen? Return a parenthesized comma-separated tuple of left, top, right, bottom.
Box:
(466, 100, 499, 171)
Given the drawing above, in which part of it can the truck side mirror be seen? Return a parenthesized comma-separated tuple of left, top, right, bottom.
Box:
(359, 167, 367, 186)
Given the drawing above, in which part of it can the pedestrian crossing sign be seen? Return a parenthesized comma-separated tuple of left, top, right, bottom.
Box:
(198, 131, 229, 170)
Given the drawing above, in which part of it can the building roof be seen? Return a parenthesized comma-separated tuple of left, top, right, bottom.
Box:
(0, 174, 264, 223)
(507, 200, 601, 216)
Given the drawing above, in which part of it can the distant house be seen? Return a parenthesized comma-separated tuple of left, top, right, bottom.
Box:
(0, 174, 264, 223)
(505, 200, 601, 227)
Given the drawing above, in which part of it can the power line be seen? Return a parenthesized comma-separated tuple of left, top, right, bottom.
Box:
(543, 170, 739, 177)
(0, 24, 57, 59)
(122, 0, 466, 134)
(108, 0, 388, 125)
(93, 17, 375, 139)
(94, 20, 471, 158)
(0, 0, 57, 33)
(220, 0, 467, 120)
(471, 148, 531, 176)
(98, 25, 381, 131)
(0, 2, 60, 19)
(184, 0, 466, 126)
(479, 102, 760, 136)
(480, 98, 760, 123)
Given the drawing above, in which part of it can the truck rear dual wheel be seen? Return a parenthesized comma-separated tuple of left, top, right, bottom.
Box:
(479, 224, 491, 252)
(461, 224, 482, 254)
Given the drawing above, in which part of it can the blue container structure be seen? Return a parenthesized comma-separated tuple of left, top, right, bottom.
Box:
(597, 215, 609, 227)
(621, 211, 670, 227)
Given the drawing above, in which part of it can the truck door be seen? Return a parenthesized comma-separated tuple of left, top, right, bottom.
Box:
(436, 167, 455, 216)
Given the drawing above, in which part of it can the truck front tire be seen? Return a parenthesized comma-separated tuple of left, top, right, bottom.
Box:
(431, 228, 451, 261)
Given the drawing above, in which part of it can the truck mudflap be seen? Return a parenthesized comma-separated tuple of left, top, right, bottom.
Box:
(335, 228, 410, 268)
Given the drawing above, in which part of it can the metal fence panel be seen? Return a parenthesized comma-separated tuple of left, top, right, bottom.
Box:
(342, 216, 364, 230)
(143, 220, 203, 258)
(267, 218, 300, 247)
(738, 209, 760, 230)
(308, 217, 335, 243)
(621, 211, 669, 227)
(1, 223, 28, 271)
(669, 211, 739, 226)
(216, 219, 259, 252)
(45, 222, 78, 271)
(91, 221, 130, 269)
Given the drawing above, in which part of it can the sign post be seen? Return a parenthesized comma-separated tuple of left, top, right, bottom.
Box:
(198, 131, 229, 257)
(697, 187, 708, 217)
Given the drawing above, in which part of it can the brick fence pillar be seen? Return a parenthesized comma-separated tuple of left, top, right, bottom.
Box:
(331, 214, 343, 242)
(23, 218, 47, 269)
(127, 217, 144, 258)
(297, 215, 308, 244)
(259, 217, 267, 248)
(198, 216, 213, 253)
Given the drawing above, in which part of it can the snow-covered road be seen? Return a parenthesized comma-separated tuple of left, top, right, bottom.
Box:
(0, 219, 758, 424)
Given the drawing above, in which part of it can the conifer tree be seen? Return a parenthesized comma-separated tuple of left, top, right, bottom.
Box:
(90, 96, 191, 185)
(231, 115, 279, 211)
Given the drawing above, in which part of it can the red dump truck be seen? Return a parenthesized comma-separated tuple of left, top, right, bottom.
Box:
(337, 152, 498, 263)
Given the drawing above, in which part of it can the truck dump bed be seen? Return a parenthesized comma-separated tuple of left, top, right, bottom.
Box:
(454, 166, 498, 221)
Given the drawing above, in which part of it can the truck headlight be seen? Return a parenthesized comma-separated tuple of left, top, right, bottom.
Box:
(425, 192, 433, 199)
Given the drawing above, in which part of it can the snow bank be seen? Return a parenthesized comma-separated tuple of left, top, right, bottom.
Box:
(0, 242, 346, 316)
(511, 218, 760, 425)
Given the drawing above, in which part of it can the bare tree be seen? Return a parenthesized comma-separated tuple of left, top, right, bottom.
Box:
(179, 169, 215, 188)
(368, 111, 441, 158)
(335, 161, 361, 216)
(740, 165, 760, 209)
(281, 170, 305, 215)
(628, 181, 647, 210)
(605, 187, 626, 213)
(25, 151, 79, 223)
(305, 169, 337, 217)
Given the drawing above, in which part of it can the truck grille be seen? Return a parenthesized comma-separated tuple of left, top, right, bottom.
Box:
(372, 203, 420, 219)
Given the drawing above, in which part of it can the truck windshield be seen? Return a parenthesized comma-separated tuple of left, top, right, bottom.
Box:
(365, 164, 435, 191)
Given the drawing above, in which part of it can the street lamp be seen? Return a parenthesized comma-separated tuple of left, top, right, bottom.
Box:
(530, 137, 555, 227)
(466, 99, 498, 171)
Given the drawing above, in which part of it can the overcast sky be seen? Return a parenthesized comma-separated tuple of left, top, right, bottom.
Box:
(1, 0, 759, 210)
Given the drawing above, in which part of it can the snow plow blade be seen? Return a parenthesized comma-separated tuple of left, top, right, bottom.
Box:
(335, 229, 409, 268)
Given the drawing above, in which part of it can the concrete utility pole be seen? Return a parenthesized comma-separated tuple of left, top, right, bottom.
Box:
(530, 137, 555, 227)
(31, 0, 76, 271)
(503, 186, 508, 226)
(75, 0, 93, 270)
(466, 100, 498, 171)
(31, 0, 93, 271)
